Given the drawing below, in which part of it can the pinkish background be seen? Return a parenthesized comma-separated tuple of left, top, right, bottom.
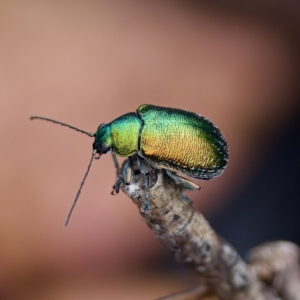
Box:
(0, 1, 299, 299)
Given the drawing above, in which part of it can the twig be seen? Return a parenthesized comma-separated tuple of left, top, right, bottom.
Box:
(120, 159, 278, 300)
(247, 241, 300, 300)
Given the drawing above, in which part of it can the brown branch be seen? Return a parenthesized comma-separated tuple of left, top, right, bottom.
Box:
(120, 159, 279, 300)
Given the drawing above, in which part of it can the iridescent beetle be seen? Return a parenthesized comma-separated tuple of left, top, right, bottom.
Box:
(31, 104, 228, 226)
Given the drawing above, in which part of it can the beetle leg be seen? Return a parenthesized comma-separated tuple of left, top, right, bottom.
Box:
(111, 177, 124, 195)
(137, 157, 154, 214)
(141, 173, 151, 214)
(123, 156, 133, 185)
(111, 156, 134, 194)
(112, 153, 119, 170)
(111, 153, 125, 195)
(165, 170, 201, 191)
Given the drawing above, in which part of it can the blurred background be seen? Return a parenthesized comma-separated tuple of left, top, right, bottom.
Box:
(1, 1, 300, 299)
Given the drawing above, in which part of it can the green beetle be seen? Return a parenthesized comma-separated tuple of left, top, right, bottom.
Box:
(31, 104, 228, 225)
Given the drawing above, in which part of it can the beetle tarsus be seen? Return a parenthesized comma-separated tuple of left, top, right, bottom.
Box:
(111, 153, 126, 195)
(111, 176, 124, 195)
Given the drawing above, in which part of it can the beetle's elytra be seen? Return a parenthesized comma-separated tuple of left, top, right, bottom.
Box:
(31, 104, 228, 225)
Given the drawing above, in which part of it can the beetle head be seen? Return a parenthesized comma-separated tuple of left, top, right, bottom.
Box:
(93, 123, 112, 158)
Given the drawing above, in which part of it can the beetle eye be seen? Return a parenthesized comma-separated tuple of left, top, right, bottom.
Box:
(100, 143, 110, 154)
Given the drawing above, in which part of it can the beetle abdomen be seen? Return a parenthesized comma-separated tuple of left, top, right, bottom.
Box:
(137, 104, 228, 180)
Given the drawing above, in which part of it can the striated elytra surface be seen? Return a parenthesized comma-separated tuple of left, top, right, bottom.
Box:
(137, 104, 228, 180)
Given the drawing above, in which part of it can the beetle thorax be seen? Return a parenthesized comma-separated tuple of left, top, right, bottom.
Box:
(109, 112, 142, 157)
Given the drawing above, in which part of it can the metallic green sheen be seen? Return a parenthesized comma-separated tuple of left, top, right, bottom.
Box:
(110, 112, 142, 156)
(137, 104, 228, 180)
(93, 104, 228, 180)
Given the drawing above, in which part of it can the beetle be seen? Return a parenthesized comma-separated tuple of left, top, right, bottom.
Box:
(31, 104, 228, 226)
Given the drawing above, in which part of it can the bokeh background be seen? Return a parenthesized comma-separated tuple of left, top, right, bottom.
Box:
(1, 1, 300, 299)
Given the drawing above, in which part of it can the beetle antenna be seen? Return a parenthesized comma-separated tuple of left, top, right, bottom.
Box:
(64, 149, 97, 227)
(30, 116, 94, 137)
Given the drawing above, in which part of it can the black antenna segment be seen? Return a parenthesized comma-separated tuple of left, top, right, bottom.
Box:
(30, 116, 94, 137)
